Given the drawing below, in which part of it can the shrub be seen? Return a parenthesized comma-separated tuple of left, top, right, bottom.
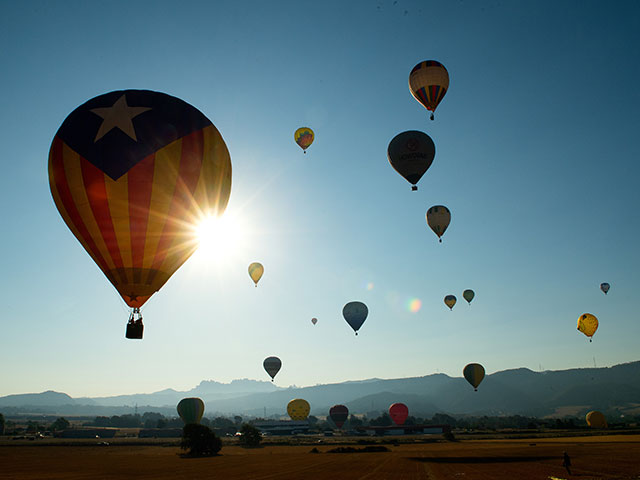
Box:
(237, 423, 262, 447)
(180, 423, 222, 457)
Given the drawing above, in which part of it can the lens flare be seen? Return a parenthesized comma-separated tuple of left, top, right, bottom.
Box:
(366, 282, 374, 291)
(407, 298, 422, 313)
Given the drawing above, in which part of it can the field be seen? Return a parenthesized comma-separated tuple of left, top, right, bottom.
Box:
(1, 435, 639, 479)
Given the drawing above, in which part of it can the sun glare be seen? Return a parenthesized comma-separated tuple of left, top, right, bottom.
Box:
(194, 213, 247, 262)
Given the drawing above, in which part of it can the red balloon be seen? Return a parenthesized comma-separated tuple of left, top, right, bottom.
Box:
(389, 403, 408, 426)
(329, 404, 349, 429)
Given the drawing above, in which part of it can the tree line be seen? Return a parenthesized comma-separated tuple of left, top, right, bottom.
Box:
(1, 410, 638, 436)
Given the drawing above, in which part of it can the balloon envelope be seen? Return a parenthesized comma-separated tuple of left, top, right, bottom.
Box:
(387, 130, 435, 190)
(343, 301, 368, 335)
(294, 127, 314, 152)
(409, 60, 449, 119)
(329, 404, 349, 429)
(287, 398, 310, 421)
(177, 397, 205, 425)
(389, 403, 409, 426)
(463, 289, 475, 304)
(263, 356, 282, 381)
(586, 410, 607, 428)
(463, 363, 485, 391)
(444, 295, 457, 310)
(49, 90, 232, 309)
(311, 317, 318, 325)
(248, 262, 264, 286)
(426, 206, 451, 242)
(577, 313, 599, 341)
(600, 283, 610, 295)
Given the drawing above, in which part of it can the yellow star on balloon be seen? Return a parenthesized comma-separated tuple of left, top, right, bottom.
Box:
(90, 94, 151, 142)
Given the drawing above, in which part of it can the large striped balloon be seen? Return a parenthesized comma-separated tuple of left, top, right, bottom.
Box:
(48, 90, 232, 309)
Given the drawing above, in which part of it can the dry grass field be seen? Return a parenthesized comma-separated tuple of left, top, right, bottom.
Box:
(1, 435, 639, 479)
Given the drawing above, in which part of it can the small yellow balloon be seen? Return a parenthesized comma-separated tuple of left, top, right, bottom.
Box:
(287, 398, 310, 421)
(248, 262, 264, 287)
(577, 313, 598, 342)
(586, 410, 607, 428)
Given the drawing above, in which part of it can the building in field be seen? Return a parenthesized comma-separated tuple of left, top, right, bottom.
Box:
(356, 424, 451, 436)
(57, 428, 118, 438)
(138, 428, 182, 438)
(253, 420, 310, 435)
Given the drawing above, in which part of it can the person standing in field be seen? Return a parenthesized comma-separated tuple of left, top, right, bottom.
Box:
(562, 451, 572, 475)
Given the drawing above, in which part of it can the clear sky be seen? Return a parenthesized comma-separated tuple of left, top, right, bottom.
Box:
(1, 0, 639, 398)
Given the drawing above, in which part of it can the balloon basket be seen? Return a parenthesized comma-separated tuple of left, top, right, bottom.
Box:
(125, 308, 144, 339)
(411, 185, 418, 191)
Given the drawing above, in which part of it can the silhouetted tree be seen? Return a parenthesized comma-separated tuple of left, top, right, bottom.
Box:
(142, 412, 164, 428)
(26, 421, 46, 433)
(405, 415, 417, 425)
(431, 413, 456, 427)
(50, 417, 70, 432)
(370, 413, 392, 426)
(180, 424, 222, 457)
(348, 415, 364, 427)
(238, 423, 262, 447)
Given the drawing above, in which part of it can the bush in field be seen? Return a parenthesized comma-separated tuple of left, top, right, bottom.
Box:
(50, 417, 70, 432)
(238, 423, 262, 447)
(180, 423, 222, 457)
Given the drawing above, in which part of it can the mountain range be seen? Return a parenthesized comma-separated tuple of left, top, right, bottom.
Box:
(1, 362, 638, 419)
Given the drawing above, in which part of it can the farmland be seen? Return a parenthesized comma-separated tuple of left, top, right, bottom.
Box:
(1, 434, 639, 479)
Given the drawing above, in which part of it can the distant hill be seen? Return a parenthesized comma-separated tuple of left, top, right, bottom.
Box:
(1, 362, 638, 418)
(0, 390, 76, 407)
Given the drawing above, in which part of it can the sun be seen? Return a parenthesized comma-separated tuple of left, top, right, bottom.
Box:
(193, 212, 247, 262)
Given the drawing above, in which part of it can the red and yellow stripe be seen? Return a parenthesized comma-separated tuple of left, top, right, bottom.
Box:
(49, 125, 231, 308)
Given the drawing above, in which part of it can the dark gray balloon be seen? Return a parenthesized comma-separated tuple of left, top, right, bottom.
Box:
(387, 130, 435, 191)
(263, 356, 282, 381)
(343, 301, 368, 335)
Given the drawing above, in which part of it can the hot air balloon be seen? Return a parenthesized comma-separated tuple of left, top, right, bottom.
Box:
(389, 403, 409, 426)
(248, 262, 264, 287)
(444, 295, 457, 310)
(463, 363, 485, 391)
(48, 90, 232, 339)
(263, 356, 282, 382)
(426, 206, 451, 242)
(343, 301, 368, 335)
(600, 283, 610, 295)
(311, 317, 318, 325)
(329, 404, 349, 429)
(387, 130, 435, 191)
(463, 289, 475, 305)
(586, 410, 607, 428)
(577, 313, 599, 342)
(177, 397, 205, 425)
(409, 60, 449, 120)
(294, 127, 314, 153)
(287, 398, 310, 421)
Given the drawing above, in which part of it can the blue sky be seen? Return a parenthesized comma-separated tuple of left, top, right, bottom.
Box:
(1, 0, 639, 398)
